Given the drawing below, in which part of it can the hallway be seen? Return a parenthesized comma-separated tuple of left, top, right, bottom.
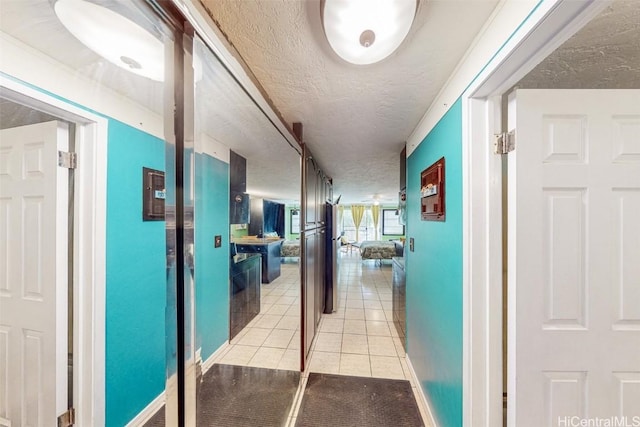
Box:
(201, 253, 432, 426)
(307, 254, 405, 379)
(292, 253, 431, 426)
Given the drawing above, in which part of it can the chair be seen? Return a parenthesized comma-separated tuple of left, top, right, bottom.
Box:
(339, 232, 356, 254)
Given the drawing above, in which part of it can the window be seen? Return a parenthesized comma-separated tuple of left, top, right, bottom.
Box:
(382, 209, 404, 235)
(341, 208, 376, 242)
(290, 209, 300, 234)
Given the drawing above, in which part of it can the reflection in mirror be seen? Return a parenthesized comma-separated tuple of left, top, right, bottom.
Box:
(1, 0, 302, 424)
(0, 1, 176, 426)
(192, 34, 302, 425)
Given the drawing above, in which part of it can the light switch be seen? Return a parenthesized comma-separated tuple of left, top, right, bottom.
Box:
(214, 235, 222, 248)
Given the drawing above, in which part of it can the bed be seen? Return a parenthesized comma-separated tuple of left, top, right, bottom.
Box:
(358, 240, 403, 264)
(280, 240, 300, 258)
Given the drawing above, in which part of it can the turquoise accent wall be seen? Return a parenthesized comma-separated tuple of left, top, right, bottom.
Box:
(195, 153, 230, 361)
(406, 99, 463, 427)
(105, 120, 166, 427)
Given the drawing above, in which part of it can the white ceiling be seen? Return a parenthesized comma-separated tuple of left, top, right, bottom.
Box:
(199, 0, 500, 204)
(4, 1, 636, 206)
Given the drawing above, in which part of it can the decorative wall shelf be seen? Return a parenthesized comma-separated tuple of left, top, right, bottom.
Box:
(420, 157, 445, 221)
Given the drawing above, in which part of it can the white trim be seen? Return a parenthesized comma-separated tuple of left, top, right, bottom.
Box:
(200, 341, 231, 375)
(406, 0, 542, 156)
(0, 31, 164, 139)
(469, 0, 611, 98)
(55, 121, 71, 417)
(1, 76, 108, 427)
(124, 391, 165, 427)
(462, 96, 504, 427)
(405, 355, 438, 427)
(461, 1, 610, 426)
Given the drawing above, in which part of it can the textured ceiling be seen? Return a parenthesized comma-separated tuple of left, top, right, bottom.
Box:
(5, 1, 635, 207)
(0, 0, 301, 203)
(0, 99, 59, 130)
(200, 0, 500, 204)
(518, 0, 640, 89)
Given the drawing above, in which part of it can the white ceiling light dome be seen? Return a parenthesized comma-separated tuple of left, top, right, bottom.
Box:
(321, 0, 417, 65)
(54, 0, 164, 81)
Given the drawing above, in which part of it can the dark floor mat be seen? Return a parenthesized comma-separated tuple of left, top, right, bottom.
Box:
(198, 364, 300, 426)
(295, 373, 424, 427)
(144, 364, 300, 427)
(143, 406, 165, 426)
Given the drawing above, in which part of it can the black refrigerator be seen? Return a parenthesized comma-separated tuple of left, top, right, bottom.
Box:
(324, 202, 340, 313)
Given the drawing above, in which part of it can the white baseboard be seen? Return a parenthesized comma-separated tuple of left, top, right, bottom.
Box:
(405, 355, 438, 427)
(125, 343, 230, 427)
(201, 341, 230, 375)
(124, 388, 165, 427)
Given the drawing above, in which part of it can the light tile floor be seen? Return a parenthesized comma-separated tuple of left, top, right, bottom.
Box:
(291, 253, 433, 426)
(218, 260, 301, 371)
(305, 255, 408, 381)
(213, 252, 433, 426)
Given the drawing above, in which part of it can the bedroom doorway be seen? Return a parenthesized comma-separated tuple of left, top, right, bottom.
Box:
(0, 79, 108, 427)
(463, 1, 640, 424)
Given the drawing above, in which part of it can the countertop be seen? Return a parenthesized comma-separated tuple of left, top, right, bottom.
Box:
(232, 238, 284, 246)
(232, 253, 261, 264)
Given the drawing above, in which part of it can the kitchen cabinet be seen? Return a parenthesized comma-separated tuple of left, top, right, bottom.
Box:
(234, 239, 283, 283)
(230, 253, 261, 340)
(392, 256, 406, 348)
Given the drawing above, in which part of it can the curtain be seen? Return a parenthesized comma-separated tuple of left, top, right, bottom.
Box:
(371, 205, 381, 240)
(351, 204, 365, 242)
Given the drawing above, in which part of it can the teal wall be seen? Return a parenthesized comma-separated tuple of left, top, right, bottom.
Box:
(406, 99, 463, 427)
(195, 153, 230, 361)
(105, 120, 166, 427)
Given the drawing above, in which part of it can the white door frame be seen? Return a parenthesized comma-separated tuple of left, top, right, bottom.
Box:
(461, 1, 611, 425)
(1, 75, 107, 426)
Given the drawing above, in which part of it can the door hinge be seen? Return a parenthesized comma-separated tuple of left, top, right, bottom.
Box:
(494, 131, 515, 155)
(57, 408, 75, 427)
(58, 151, 77, 169)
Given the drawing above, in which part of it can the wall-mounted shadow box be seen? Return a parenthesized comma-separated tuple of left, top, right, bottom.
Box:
(420, 157, 445, 221)
(143, 167, 165, 221)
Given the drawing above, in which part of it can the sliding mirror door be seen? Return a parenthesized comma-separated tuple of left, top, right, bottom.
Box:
(191, 31, 302, 425)
(1, 0, 303, 423)
(0, 1, 180, 425)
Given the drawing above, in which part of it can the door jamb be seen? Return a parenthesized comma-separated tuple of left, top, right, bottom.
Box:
(461, 1, 610, 425)
(1, 75, 108, 427)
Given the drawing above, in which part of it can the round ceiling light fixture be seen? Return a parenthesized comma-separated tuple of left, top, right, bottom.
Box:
(321, 0, 417, 65)
(54, 0, 164, 81)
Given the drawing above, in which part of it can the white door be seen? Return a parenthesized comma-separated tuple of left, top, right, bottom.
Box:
(0, 121, 69, 427)
(507, 89, 640, 426)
